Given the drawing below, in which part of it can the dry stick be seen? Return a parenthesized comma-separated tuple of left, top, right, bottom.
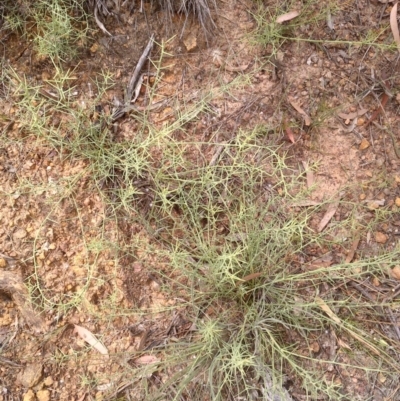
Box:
(94, 6, 112, 37)
(125, 34, 155, 104)
(349, 278, 400, 346)
(112, 34, 155, 122)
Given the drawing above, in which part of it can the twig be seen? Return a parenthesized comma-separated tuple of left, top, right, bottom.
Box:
(125, 34, 154, 104)
(382, 283, 400, 303)
(112, 35, 155, 122)
(94, 6, 112, 37)
(349, 281, 375, 302)
(386, 307, 400, 341)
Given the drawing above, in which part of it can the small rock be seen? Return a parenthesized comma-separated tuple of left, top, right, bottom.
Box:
(17, 363, 43, 388)
(310, 341, 320, 353)
(43, 377, 53, 387)
(90, 42, 99, 53)
(13, 228, 27, 239)
(0, 258, 6, 268)
(359, 138, 370, 150)
(378, 372, 386, 384)
(23, 389, 36, 401)
(396, 197, 400, 207)
(367, 202, 380, 210)
(375, 232, 388, 244)
(95, 391, 103, 401)
(372, 276, 380, 287)
(390, 266, 400, 280)
(36, 390, 50, 401)
(183, 33, 197, 52)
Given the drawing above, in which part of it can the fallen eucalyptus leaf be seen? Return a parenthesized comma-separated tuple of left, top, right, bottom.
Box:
(390, 3, 400, 53)
(276, 11, 300, 24)
(135, 355, 160, 365)
(74, 325, 109, 357)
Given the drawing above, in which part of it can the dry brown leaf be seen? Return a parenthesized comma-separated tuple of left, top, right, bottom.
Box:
(315, 296, 341, 324)
(289, 99, 312, 126)
(390, 3, 400, 53)
(276, 11, 300, 24)
(283, 118, 296, 143)
(235, 272, 263, 286)
(345, 237, 360, 263)
(337, 108, 368, 120)
(317, 200, 339, 232)
(73, 325, 109, 357)
(134, 355, 160, 365)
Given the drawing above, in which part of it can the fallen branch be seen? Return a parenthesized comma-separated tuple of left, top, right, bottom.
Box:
(112, 34, 155, 122)
(125, 34, 155, 104)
